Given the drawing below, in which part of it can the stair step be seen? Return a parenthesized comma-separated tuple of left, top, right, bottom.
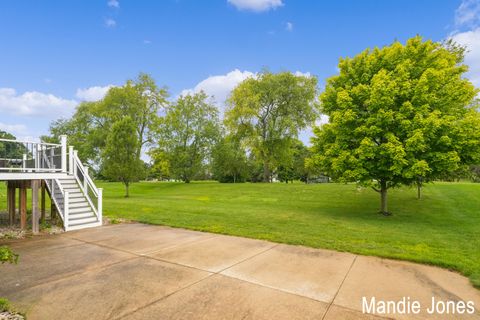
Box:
(55, 199, 85, 207)
(59, 182, 77, 186)
(60, 197, 85, 203)
(59, 178, 76, 181)
(69, 207, 93, 214)
(69, 202, 90, 209)
(69, 212, 95, 219)
(55, 191, 84, 198)
(62, 183, 79, 188)
(68, 216, 98, 226)
(67, 221, 102, 231)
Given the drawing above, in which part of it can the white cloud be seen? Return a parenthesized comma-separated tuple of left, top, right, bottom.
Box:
(180, 69, 255, 110)
(107, 0, 119, 8)
(294, 70, 311, 77)
(76, 85, 114, 102)
(451, 28, 480, 87)
(0, 123, 28, 136)
(228, 0, 283, 12)
(285, 21, 293, 32)
(105, 18, 116, 28)
(180, 69, 315, 114)
(0, 88, 77, 117)
(455, 0, 480, 29)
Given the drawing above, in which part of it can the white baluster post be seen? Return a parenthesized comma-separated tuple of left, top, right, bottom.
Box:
(60, 135, 67, 173)
(84, 166, 89, 192)
(98, 188, 103, 224)
(22, 154, 27, 172)
(73, 150, 78, 177)
(64, 191, 69, 231)
(69, 146, 74, 175)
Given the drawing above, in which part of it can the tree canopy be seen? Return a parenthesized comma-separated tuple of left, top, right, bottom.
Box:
(211, 134, 249, 183)
(311, 36, 480, 215)
(152, 91, 220, 183)
(102, 117, 144, 197)
(0, 131, 25, 160)
(44, 73, 167, 169)
(225, 71, 318, 182)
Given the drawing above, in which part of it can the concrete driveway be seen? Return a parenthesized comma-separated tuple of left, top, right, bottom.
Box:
(1, 223, 479, 319)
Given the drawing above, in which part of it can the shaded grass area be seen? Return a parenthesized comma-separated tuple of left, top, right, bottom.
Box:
(2, 181, 479, 288)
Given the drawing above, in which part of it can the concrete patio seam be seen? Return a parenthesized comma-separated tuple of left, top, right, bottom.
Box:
(142, 241, 278, 275)
(67, 235, 220, 274)
(321, 254, 358, 320)
(139, 233, 220, 255)
(114, 272, 217, 320)
(215, 243, 280, 274)
(116, 244, 282, 319)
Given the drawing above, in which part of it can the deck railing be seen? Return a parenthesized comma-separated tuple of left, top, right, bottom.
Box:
(0, 136, 66, 173)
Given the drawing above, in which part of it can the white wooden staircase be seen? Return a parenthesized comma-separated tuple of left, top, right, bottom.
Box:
(50, 177, 101, 230)
(1, 135, 103, 231)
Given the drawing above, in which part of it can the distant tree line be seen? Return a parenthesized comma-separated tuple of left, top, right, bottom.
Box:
(34, 36, 480, 215)
(39, 70, 322, 196)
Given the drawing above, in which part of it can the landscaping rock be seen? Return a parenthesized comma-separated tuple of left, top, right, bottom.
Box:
(0, 311, 25, 320)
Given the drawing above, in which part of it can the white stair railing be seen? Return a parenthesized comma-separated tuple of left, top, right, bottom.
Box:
(44, 178, 67, 227)
(71, 150, 103, 223)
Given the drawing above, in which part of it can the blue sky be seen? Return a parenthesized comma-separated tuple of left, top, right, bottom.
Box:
(0, 0, 479, 143)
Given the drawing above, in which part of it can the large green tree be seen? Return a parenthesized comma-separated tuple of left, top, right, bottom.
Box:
(211, 134, 249, 183)
(311, 36, 480, 215)
(45, 73, 167, 167)
(41, 102, 100, 165)
(102, 117, 144, 197)
(153, 91, 220, 183)
(277, 139, 312, 183)
(0, 131, 25, 160)
(225, 71, 318, 182)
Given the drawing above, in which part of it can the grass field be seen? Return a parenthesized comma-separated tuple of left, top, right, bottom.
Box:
(1, 181, 479, 288)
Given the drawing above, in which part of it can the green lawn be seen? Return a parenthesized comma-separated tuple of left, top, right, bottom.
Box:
(1, 181, 479, 288)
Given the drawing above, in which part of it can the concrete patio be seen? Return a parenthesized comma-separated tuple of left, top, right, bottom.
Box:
(1, 223, 479, 319)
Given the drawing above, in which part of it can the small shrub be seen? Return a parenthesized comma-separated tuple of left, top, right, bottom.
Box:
(0, 298, 11, 312)
(40, 221, 51, 230)
(0, 246, 19, 264)
(109, 217, 121, 224)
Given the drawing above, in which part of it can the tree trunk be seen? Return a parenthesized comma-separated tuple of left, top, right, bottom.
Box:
(125, 182, 130, 198)
(417, 183, 421, 199)
(380, 180, 389, 216)
(233, 174, 236, 184)
(263, 162, 270, 183)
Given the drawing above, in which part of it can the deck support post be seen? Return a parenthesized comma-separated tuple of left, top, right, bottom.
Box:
(7, 182, 15, 225)
(50, 184, 57, 223)
(20, 181, 27, 229)
(41, 180, 46, 223)
(32, 180, 40, 234)
(18, 183, 21, 221)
